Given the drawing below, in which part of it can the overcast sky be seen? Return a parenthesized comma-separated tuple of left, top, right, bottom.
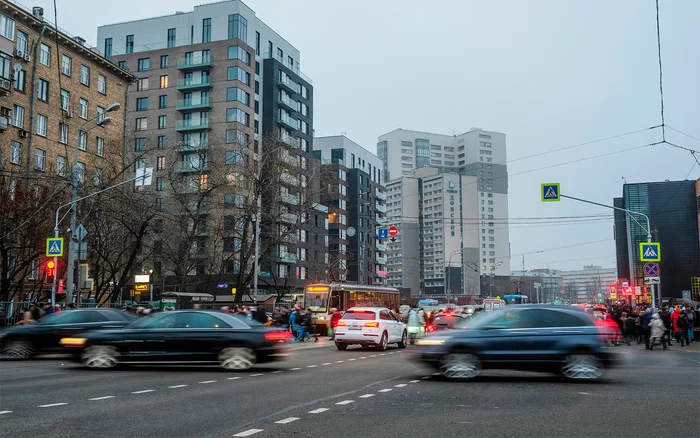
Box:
(31, 0, 698, 272)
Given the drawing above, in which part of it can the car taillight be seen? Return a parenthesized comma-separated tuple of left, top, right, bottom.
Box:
(337, 321, 346, 326)
(364, 322, 379, 328)
(265, 331, 292, 341)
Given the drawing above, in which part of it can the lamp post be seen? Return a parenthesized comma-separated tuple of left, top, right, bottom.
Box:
(66, 103, 121, 304)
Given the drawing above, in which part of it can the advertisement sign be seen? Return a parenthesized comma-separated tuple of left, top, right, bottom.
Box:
(160, 298, 177, 312)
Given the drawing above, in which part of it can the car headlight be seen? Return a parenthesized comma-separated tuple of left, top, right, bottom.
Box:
(415, 336, 451, 346)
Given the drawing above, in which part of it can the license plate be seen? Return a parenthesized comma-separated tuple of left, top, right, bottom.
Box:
(348, 326, 362, 330)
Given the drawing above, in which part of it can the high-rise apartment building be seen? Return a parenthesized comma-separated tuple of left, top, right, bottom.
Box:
(97, 0, 323, 295)
(614, 180, 700, 300)
(314, 136, 387, 286)
(385, 177, 420, 295)
(378, 128, 509, 277)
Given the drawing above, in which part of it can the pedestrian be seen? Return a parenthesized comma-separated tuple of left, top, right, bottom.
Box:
(30, 303, 44, 321)
(15, 307, 33, 325)
(279, 306, 290, 329)
(289, 307, 299, 339)
(684, 304, 695, 343)
(673, 306, 689, 347)
(648, 313, 667, 350)
(254, 306, 269, 325)
(641, 308, 653, 349)
(659, 306, 672, 346)
(329, 308, 342, 340)
(620, 312, 635, 346)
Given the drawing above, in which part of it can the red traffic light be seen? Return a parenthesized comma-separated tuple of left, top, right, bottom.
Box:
(47, 260, 55, 269)
(46, 260, 56, 283)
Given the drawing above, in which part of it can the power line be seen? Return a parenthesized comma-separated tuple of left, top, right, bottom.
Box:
(655, 0, 666, 141)
(666, 126, 700, 144)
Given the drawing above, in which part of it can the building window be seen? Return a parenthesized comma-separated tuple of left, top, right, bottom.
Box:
(59, 122, 69, 144)
(97, 74, 106, 94)
(226, 108, 250, 125)
(255, 31, 260, 55)
(201, 18, 212, 43)
(227, 46, 251, 64)
(93, 168, 102, 186)
(40, 43, 50, 66)
(125, 34, 134, 54)
(155, 198, 164, 211)
(227, 66, 250, 85)
(78, 98, 88, 119)
(157, 55, 167, 70)
(135, 118, 147, 131)
(136, 97, 148, 111)
(117, 60, 126, 69)
(96, 137, 104, 157)
(56, 155, 67, 176)
(59, 89, 70, 110)
(137, 77, 149, 91)
(228, 14, 247, 42)
(15, 30, 27, 54)
(79, 65, 90, 86)
(157, 135, 166, 149)
(226, 129, 249, 145)
(61, 54, 71, 76)
(104, 38, 113, 58)
(226, 87, 250, 105)
(38, 79, 49, 102)
(9, 141, 21, 164)
(137, 58, 149, 71)
(78, 130, 87, 150)
(167, 29, 175, 48)
(225, 151, 245, 165)
(158, 95, 167, 109)
(156, 177, 164, 191)
(160, 75, 168, 88)
(35, 148, 45, 171)
(36, 114, 47, 137)
(12, 104, 23, 128)
(158, 115, 167, 129)
(13, 68, 25, 92)
(135, 138, 147, 151)
(156, 156, 166, 170)
(96, 106, 105, 124)
(277, 47, 283, 59)
(254, 100, 259, 114)
(224, 194, 247, 208)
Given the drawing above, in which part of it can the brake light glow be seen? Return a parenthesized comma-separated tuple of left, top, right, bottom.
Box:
(337, 321, 346, 326)
(364, 322, 379, 328)
(265, 331, 292, 341)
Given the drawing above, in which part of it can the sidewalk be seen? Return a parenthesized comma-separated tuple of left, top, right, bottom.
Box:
(282, 337, 334, 350)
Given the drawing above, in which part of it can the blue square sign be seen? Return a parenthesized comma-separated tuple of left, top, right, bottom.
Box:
(377, 228, 388, 239)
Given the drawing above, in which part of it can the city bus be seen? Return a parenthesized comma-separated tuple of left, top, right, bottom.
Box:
(504, 294, 530, 305)
(303, 283, 401, 334)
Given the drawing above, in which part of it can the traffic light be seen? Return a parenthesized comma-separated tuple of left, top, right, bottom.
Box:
(46, 260, 56, 283)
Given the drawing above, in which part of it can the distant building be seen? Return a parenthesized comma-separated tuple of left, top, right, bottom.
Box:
(509, 270, 564, 303)
(553, 265, 617, 304)
(614, 179, 700, 300)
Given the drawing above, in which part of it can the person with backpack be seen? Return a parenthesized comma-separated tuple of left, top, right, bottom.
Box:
(289, 306, 299, 339)
(684, 304, 695, 343)
(673, 306, 689, 347)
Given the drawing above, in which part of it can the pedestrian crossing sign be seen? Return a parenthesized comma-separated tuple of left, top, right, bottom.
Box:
(639, 242, 661, 262)
(46, 238, 64, 257)
(541, 183, 560, 202)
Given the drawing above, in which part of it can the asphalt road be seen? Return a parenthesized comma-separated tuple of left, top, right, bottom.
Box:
(1, 340, 698, 438)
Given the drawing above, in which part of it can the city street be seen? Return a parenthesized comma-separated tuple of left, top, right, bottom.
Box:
(1, 340, 698, 438)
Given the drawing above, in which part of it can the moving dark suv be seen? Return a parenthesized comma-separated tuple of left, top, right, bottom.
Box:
(409, 305, 620, 381)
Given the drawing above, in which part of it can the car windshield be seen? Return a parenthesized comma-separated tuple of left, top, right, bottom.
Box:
(454, 308, 515, 330)
(341, 310, 376, 320)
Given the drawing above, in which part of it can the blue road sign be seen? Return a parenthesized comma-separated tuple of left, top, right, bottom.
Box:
(541, 183, 561, 202)
(639, 242, 661, 262)
(46, 238, 64, 257)
(643, 262, 659, 277)
(377, 228, 389, 239)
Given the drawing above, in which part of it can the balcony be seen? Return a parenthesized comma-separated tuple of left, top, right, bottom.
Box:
(277, 76, 301, 94)
(277, 113, 300, 131)
(281, 192, 299, 205)
(282, 234, 299, 245)
(177, 55, 213, 71)
(277, 252, 298, 264)
(375, 188, 387, 201)
(176, 77, 212, 91)
(280, 152, 298, 166)
(279, 132, 297, 147)
(375, 203, 387, 213)
(174, 161, 210, 173)
(176, 142, 209, 153)
(280, 172, 299, 186)
(176, 98, 212, 112)
(263, 52, 313, 84)
(278, 94, 301, 112)
(376, 217, 389, 226)
(376, 242, 387, 252)
(176, 118, 210, 132)
(376, 256, 387, 265)
(279, 212, 297, 224)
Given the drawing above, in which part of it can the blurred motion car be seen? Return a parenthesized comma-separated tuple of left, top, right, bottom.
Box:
(409, 305, 619, 381)
(431, 312, 468, 330)
(0, 309, 135, 359)
(60, 310, 290, 370)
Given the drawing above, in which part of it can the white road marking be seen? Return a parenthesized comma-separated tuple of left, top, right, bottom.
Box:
(359, 394, 375, 398)
(378, 389, 393, 393)
(387, 352, 394, 355)
(410, 380, 420, 383)
(308, 408, 329, 414)
(0, 411, 13, 415)
(421, 376, 431, 380)
(336, 400, 354, 405)
(89, 396, 115, 401)
(131, 390, 155, 394)
(321, 362, 332, 365)
(578, 392, 590, 395)
(227, 377, 242, 380)
(379, 353, 386, 356)
(250, 374, 264, 377)
(369, 355, 377, 357)
(271, 370, 284, 374)
(348, 358, 356, 361)
(169, 385, 188, 388)
(275, 417, 299, 424)
(199, 380, 217, 384)
(306, 365, 317, 368)
(395, 384, 407, 387)
(432, 372, 441, 376)
(290, 367, 302, 370)
(38, 403, 68, 408)
(335, 360, 345, 363)
(233, 429, 264, 437)
(359, 356, 367, 359)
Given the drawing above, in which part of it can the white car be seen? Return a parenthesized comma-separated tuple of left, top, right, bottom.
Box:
(334, 307, 407, 351)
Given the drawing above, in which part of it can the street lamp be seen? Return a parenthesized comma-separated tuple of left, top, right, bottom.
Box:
(65, 103, 121, 304)
(488, 261, 504, 298)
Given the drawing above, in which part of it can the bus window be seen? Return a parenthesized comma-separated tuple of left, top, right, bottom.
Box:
(305, 291, 329, 312)
(329, 291, 341, 310)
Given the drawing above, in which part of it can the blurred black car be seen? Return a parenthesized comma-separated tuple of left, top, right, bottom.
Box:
(60, 310, 290, 370)
(431, 313, 467, 331)
(409, 305, 620, 381)
(0, 309, 135, 359)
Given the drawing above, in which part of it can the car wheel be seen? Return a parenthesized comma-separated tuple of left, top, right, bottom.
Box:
(81, 346, 119, 369)
(397, 331, 408, 349)
(336, 342, 347, 351)
(376, 332, 388, 351)
(219, 347, 257, 370)
(439, 353, 481, 380)
(561, 354, 603, 380)
(1, 339, 35, 359)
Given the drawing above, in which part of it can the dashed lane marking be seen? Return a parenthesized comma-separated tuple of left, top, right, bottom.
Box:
(335, 360, 345, 363)
(131, 390, 155, 394)
(271, 370, 284, 374)
(348, 358, 356, 361)
(387, 352, 394, 355)
(336, 400, 355, 405)
(290, 367, 302, 370)
(395, 384, 407, 387)
(379, 353, 386, 356)
(250, 374, 264, 377)
(306, 365, 317, 368)
(421, 376, 431, 380)
(169, 385, 188, 388)
(227, 377, 242, 380)
(369, 355, 377, 357)
(89, 396, 115, 401)
(378, 389, 393, 393)
(410, 380, 420, 383)
(0, 411, 13, 415)
(37, 403, 68, 408)
(359, 356, 367, 359)
(432, 372, 441, 376)
(321, 362, 332, 365)
(233, 429, 264, 437)
(275, 417, 299, 424)
(578, 392, 590, 395)
(359, 394, 375, 398)
(199, 380, 217, 384)
(308, 408, 330, 414)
